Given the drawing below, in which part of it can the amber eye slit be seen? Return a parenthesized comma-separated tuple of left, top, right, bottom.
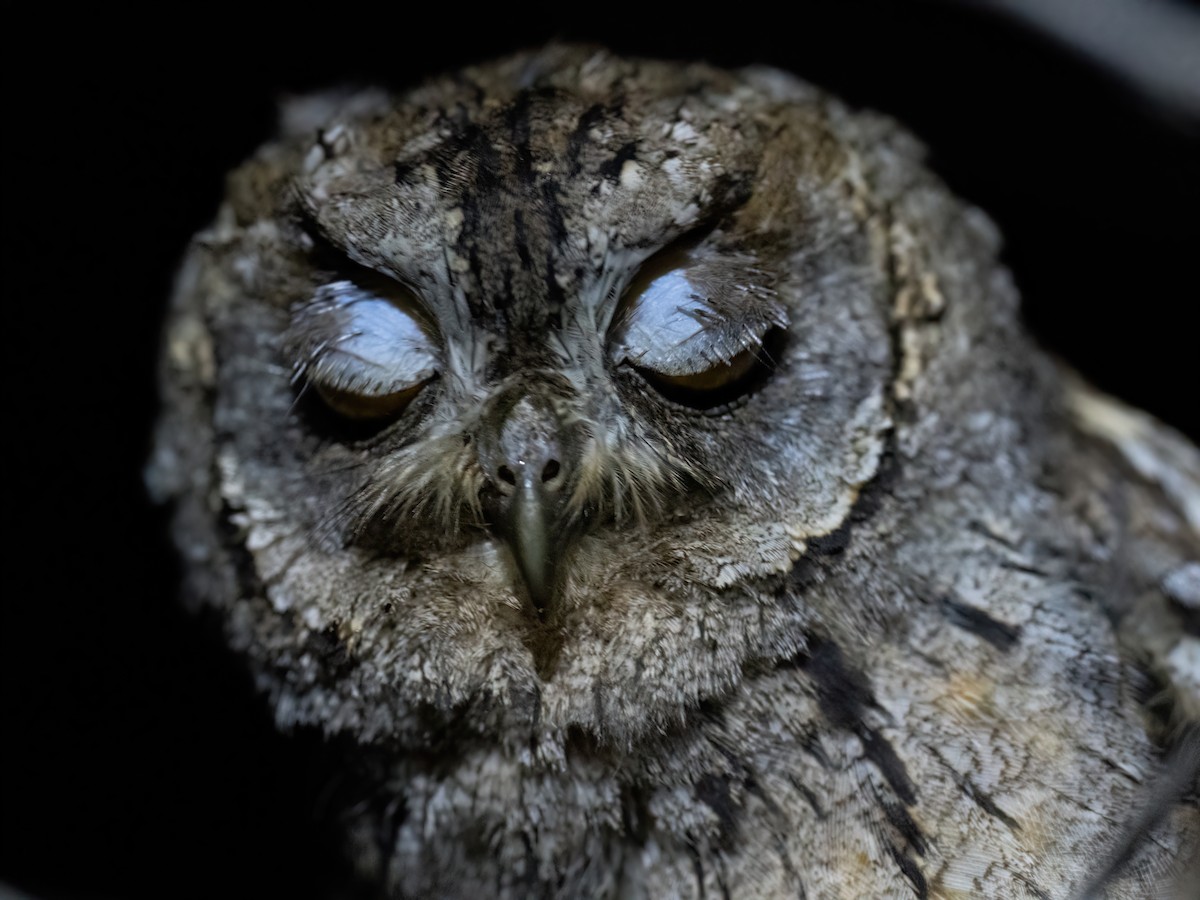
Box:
(646, 346, 758, 391)
(310, 380, 427, 421)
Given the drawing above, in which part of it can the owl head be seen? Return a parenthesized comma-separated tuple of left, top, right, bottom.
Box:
(151, 45, 954, 749)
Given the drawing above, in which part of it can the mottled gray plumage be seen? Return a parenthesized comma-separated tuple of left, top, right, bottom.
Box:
(148, 46, 1200, 898)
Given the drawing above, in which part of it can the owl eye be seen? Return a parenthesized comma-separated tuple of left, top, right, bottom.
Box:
(608, 243, 785, 400)
(286, 280, 438, 421)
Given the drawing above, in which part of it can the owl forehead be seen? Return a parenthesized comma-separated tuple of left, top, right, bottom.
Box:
(298, 65, 767, 338)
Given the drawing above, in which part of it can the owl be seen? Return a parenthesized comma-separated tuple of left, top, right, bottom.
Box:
(148, 45, 1200, 898)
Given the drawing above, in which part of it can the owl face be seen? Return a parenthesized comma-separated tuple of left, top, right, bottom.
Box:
(174, 47, 894, 745)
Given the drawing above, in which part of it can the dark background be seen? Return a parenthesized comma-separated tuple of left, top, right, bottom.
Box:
(4, 2, 1197, 897)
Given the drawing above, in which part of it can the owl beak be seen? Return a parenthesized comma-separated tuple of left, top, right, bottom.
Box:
(479, 383, 575, 619)
(493, 455, 570, 620)
(507, 463, 558, 616)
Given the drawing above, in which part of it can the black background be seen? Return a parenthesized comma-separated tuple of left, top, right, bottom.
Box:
(4, 2, 1197, 897)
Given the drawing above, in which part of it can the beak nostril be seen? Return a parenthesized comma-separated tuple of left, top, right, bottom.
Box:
(541, 459, 561, 483)
(498, 465, 517, 486)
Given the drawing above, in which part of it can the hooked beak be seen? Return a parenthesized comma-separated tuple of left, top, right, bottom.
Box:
(505, 461, 559, 615)
(477, 379, 576, 620)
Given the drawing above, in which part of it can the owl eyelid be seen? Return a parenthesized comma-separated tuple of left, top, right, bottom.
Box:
(608, 268, 785, 378)
(285, 282, 439, 417)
